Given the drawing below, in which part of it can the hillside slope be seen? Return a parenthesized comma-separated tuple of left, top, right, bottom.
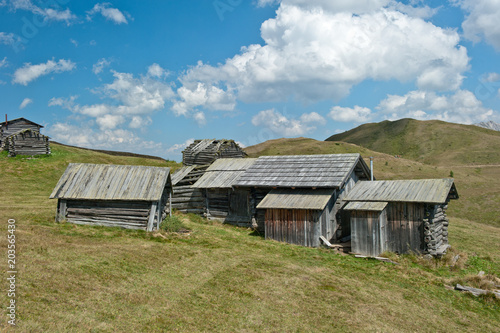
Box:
(1, 136, 499, 332)
(325, 118, 500, 166)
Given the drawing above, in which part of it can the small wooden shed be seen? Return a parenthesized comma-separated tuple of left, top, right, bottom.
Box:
(192, 158, 257, 226)
(182, 139, 246, 166)
(234, 154, 372, 246)
(3, 129, 50, 157)
(257, 188, 337, 247)
(50, 163, 172, 231)
(343, 179, 459, 256)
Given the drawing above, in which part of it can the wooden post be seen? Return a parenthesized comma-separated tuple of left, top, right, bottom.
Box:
(147, 202, 157, 232)
(205, 188, 210, 217)
(169, 193, 172, 217)
(56, 200, 67, 222)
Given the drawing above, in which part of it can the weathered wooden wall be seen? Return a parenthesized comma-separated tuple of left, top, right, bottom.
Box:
(0, 119, 42, 141)
(171, 165, 208, 214)
(58, 199, 152, 230)
(182, 139, 246, 166)
(206, 188, 230, 219)
(4, 130, 50, 156)
(385, 202, 425, 254)
(265, 209, 322, 247)
(251, 188, 269, 232)
(351, 210, 388, 257)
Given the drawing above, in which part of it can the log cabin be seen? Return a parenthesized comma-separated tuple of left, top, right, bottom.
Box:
(233, 154, 372, 246)
(0, 117, 47, 153)
(3, 128, 50, 157)
(50, 163, 172, 231)
(192, 158, 257, 227)
(182, 139, 246, 166)
(343, 178, 459, 256)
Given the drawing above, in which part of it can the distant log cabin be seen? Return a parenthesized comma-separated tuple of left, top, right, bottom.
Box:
(0, 117, 49, 156)
(192, 158, 257, 227)
(343, 179, 459, 257)
(3, 129, 50, 157)
(50, 163, 172, 231)
(182, 139, 246, 166)
(233, 154, 372, 246)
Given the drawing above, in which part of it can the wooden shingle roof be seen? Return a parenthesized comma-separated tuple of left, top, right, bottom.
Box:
(233, 154, 369, 188)
(50, 163, 171, 201)
(193, 158, 257, 188)
(257, 188, 336, 210)
(344, 179, 458, 204)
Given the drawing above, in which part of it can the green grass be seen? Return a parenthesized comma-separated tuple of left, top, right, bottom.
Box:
(0, 140, 499, 331)
(326, 118, 500, 166)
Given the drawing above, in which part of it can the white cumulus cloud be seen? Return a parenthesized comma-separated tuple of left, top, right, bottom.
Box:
(457, 0, 500, 51)
(13, 59, 75, 85)
(87, 3, 129, 24)
(377, 89, 497, 124)
(252, 109, 325, 136)
(19, 98, 33, 109)
(92, 58, 111, 75)
(5, 0, 76, 24)
(177, 3, 468, 110)
(329, 106, 373, 123)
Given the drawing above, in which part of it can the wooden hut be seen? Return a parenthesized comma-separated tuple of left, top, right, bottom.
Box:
(0, 117, 45, 150)
(171, 165, 209, 214)
(192, 158, 257, 226)
(343, 179, 459, 256)
(50, 163, 172, 231)
(3, 129, 50, 157)
(182, 139, 246, 166)
(233, 154, 371, 246)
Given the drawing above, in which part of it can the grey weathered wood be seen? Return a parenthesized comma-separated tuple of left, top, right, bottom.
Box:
(147, 202, 157, 232)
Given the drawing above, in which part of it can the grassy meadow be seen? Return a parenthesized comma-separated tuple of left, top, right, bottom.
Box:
(0, 140, 499, 332)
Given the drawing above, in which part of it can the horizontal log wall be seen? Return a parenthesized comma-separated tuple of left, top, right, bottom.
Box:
(5, 131, 50, 157)
(62, 199, 152, 230)
(207, 188, 229, 219)
(171, 165, 208, 214)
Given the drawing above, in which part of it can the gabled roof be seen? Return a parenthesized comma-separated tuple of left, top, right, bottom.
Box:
(344, 178, 458, 204)
(50, 163, 171, 201)
(0, 117, 43, 128)
(233, 154, 370, 189)
(257, 188, 336, 210)
(193, 158, 257, 188)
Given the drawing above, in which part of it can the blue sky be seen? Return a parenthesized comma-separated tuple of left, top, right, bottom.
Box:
(1, 0, 500, 161)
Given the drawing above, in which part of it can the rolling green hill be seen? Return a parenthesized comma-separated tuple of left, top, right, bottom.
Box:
(325, 118, 500, 166)
(0, 140, 499, 331)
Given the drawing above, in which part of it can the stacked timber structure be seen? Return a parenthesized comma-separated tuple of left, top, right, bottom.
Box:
(3, 129, 50, 157)
(171, 165, 209, 214)
(233, 154, 372, 246)
(192, 158, 257, 226)
(0, 117, 50, 156)
(343, 179, 458, 257)
(50, 163, 172, 231)
(182, 139, 246, 166)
